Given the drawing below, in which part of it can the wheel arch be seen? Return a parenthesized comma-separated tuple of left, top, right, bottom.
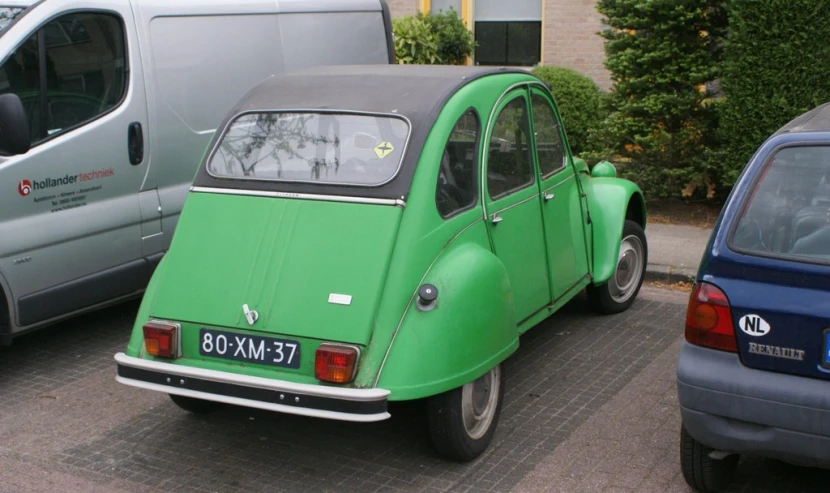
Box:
(589, 178, 647, 284)
(0, 274, 12, 346)
(375, 238, 519, 401)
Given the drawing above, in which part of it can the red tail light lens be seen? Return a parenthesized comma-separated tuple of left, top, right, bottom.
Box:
(315, 344, 359, 384)
(143, 320, 179, 358)
(685, 282, 737, 352)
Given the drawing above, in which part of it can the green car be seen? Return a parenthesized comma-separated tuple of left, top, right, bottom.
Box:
(114, 65, 647, 461)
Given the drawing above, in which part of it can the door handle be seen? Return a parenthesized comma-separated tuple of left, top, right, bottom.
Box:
(544, 192, 555, 202)
(128, 121, 144, 165)
(491, 213, 503, 224)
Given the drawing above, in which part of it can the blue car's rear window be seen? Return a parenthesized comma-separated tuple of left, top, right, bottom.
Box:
(731, 145, 830, 263)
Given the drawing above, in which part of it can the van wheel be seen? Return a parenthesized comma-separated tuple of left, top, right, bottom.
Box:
(169, 394, 222, 414)
(680, 425, 738, 492)
(588, 220, 647, 314)
(426, 364, 504, 461)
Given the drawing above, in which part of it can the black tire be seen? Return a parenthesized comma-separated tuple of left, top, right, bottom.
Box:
(588, 219, 648, 314)
(680, 425, 738, 492)
(426, 364, 504, 461)
(169, 394, 223, 414)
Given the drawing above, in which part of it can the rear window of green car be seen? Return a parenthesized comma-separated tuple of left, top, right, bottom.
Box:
(207, 112, 410, 186)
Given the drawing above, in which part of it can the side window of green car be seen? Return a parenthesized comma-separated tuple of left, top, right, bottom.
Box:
(530, 94, 566, 178)
(487, 96, 534, 199)
(436, 109, 480, 218)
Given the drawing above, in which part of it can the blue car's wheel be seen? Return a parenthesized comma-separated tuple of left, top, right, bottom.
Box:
(680, 425, 738, 492)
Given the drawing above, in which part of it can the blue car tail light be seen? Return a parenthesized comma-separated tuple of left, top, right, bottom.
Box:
(685, 282, 738, 353)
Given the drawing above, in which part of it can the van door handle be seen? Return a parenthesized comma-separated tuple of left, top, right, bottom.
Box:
(544, 192, 555, 202)
(128, 122, 144, 165)
(491, 213, 503, 224)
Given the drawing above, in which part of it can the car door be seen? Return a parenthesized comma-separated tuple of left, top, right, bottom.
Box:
(484, 90, 551, 325)
(529, 89, 590, 300)
(0, 2, 149, 328)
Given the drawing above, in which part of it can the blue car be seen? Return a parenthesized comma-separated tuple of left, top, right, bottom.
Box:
(677, 104, 830, 492)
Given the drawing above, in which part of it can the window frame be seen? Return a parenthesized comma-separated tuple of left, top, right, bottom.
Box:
(0, 8, 129, 148)
(727, 141, 830, 267)
(435, 107, 481, 219)
(204, 109, 413, 188)
(485, 93, 536, 201)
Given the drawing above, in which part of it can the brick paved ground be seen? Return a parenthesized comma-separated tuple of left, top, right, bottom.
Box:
(0, 288, 828, 493)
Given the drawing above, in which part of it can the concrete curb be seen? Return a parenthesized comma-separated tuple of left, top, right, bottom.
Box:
(644, 264, 697, 284)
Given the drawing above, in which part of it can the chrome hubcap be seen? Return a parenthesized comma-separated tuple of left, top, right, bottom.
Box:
(461, 366, 501, 440)
(610, 235, 644, 303)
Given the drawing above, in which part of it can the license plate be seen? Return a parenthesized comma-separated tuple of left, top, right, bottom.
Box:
(824, 330, 830, 366)
(199, 328, 300, 369)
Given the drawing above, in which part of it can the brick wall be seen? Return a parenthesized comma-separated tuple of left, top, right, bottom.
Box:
(542, 0, 611, 90)
(385, 0, 419, 18)
(384, 0, 612, 91)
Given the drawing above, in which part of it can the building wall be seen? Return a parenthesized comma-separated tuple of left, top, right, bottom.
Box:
(384, 0, 612, 91)
(542, 0, 611, 90)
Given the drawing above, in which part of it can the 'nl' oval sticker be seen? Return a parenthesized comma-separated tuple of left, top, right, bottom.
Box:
(738, 314, 771, 337)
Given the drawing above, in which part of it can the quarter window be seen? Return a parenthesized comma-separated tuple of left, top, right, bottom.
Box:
(487, 97, 535, 199)
(530, 94, 566, 177)
(436, 110, 479, 218)
(0, 12, 126, 143)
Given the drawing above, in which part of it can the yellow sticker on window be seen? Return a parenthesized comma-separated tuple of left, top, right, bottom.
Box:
(374, 142, 395, 159)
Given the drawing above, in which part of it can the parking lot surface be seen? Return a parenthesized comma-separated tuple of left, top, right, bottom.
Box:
(1, 288, 828, 493)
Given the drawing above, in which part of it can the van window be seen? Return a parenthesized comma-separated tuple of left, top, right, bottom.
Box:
(0, 12, 126, 143)
(436, 110, 479, 218)
(731, 146, 830, 263)
(208, 112, 410, 187)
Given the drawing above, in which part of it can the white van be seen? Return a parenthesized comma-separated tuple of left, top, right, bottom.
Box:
(0, 0, 394, 343)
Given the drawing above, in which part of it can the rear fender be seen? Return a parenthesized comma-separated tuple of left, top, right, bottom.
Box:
(375, 224, 518, 401)
(589, 178, 646, 284)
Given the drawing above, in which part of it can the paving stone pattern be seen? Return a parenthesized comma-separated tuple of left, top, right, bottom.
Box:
(0, 293, 828, 492)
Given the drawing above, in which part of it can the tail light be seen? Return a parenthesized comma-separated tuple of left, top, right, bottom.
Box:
(315, 344, 359, 384)
(143, 320, 179, 358)
(685, 282, 737, 352)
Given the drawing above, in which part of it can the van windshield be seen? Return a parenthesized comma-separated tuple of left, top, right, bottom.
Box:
(207, 112, 409, 187)
(0, 7, 24, 33)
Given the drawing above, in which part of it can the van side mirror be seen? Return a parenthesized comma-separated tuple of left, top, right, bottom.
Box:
(0, 93, 30, 156)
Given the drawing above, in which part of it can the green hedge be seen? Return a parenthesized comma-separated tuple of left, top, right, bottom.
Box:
(532, 66, 605, 157)
(596, 0, 727, 199)
(393, 9, 474, 65)
(719, 0, 830, 187)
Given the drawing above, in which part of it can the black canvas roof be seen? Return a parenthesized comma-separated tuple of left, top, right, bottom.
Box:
(192, 65, 533, 200)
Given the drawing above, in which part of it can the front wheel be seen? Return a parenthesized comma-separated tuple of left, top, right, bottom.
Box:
(426, 364, 504, 461)
(588, 219, 647, 314)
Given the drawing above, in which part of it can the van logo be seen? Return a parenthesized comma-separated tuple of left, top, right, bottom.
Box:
(739, 314, 770, 337)
(242, 304, 259, 325)
(17, 180, 31, 196)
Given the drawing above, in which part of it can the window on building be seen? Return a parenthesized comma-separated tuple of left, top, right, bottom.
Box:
(474, 0, 541, 66)
(431, 0, 462, 14)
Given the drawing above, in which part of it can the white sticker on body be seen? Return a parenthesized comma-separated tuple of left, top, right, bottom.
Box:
(738, 314, 771, 337)
(328, 293, 352, 306)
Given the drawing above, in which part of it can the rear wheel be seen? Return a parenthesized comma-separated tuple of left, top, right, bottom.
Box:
(588, 219, 647, 314)
(169, 394, 222, 414)
(427, 364, 504, 461)
(680, 425, 738, 492)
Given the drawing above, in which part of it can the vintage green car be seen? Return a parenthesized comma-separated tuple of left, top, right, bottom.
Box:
(114, 65, 647, 461)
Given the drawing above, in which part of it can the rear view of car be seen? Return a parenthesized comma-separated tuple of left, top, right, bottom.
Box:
(677, 104, 830, 492)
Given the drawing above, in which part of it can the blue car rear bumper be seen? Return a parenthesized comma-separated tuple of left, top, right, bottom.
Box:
(677, 341, 830, 468)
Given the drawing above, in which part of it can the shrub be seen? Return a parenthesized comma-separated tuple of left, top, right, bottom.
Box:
(719, 0, 830, 188)
(393, 9, 474, 65)
(532, 66, 605, 157)
(596, 0, 727, 199)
